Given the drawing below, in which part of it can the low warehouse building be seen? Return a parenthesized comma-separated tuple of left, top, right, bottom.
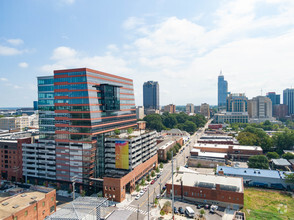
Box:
(166, 172, 244, 209)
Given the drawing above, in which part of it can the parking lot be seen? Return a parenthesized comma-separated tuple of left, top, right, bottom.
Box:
(173, 199, 224, 220)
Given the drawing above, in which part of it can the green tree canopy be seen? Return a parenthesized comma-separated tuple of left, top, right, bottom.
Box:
(266, 152, 280, 159)
(285, 173, 294, 184)
(248, 155, 269, 169)
(183, 120, 197, 134)
(162, 114, 177, 129)
(272, 129, 294, 151)
(282, 152, 294, 160)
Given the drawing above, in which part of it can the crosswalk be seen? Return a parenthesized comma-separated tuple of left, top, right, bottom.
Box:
(124, 205, 149, 215)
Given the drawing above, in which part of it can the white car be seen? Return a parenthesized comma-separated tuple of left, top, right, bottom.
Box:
(139, 190, 144, 196)
(135, 195, 140, 200)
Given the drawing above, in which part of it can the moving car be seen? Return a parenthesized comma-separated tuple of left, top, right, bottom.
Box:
(178, 207, 184, 214)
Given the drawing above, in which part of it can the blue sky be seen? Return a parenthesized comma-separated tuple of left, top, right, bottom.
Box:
(1, 0, 294, 107)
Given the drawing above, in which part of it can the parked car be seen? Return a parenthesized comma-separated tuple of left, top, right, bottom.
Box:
(173, 207, 178, 214)
(178, 207, 184, 214)
(162, 186, 166, 190)
(157, 174, 160, 178)
(135, 195, 140, 200)
(204, 204, 210, 209)
(151, 180, 155, 185)
(197, 204, 204, 209)
(185, 206, 195, 218)
(184, 165, 188, 168)
(210, 205, 218, 213)
(156, 194, 160, 199)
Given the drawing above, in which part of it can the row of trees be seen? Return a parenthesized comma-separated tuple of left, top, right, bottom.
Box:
(236, 124, 294, 154)
(143, 112, 207, 133)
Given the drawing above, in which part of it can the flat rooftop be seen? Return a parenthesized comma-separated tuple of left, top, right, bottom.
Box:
(0, 190, 49, 219)
(168, 172, 243, 193)
(157, 140, 175, 150)
(272, 159, 291, 166)
(200, 136, 234, 140)
(191, 149, 227, 158)
(193, 143, 262, 151)
(217, 166, 293, 179)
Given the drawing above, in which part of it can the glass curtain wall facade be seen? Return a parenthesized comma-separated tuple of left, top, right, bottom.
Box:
(218, 74, 228, 110)
(143, 81, 159, 110)
(53, 68, 136, 184)
(283, 89, 294, 115)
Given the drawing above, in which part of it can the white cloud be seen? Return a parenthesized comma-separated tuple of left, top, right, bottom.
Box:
(0, 45, 22, 56)
(0, 78, 8, 81)
(19, 62, 28, 68)
(6, 38, 24, 46)
(122, 17, 145, 30)
(60, 0, 75, 4)
(51, 46, 77, 60)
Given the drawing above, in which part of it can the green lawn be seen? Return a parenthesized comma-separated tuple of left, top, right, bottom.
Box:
(242, 188, 294, 220)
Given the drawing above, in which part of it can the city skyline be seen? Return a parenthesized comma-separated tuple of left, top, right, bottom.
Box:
(1, 0, 294, 107)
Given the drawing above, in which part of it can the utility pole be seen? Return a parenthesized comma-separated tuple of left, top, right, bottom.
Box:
(172, 151, 174, 220)
(147, 187, 150, 220)
(72, 176, 77, 201)
(137, 204, 139, 220)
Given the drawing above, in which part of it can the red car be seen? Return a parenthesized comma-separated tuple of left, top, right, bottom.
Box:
(151, 180, 155, 185)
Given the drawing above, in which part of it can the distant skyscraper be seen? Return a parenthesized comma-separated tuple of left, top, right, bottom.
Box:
(218, 71, 228, 110)
(143, 81, 159, 110)
(248, 96, 272, 119)
(283, 88, 294, 115)
(226, 93, 248, 112)
(266, 92, 280, 106)
(186, 103, 194, 114)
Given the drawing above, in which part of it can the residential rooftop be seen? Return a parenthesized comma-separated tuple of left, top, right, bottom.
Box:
(272, 158, 291, 166)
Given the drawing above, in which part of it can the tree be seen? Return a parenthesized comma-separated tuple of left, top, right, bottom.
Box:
(151, 171, 155, 177)
(200, 209, 205, 217)
(156, 166, 160, 173)
(160, 162, 163, 169)
(266, 152, 280, 159)
(282, 152, 294, 160)
(163, 114, 177, 129)
(154, 198, 158, 205)
(167, 151, 172, 161)
(80, 190, 86, 197)
(183, 120, 197, 134)
(147, 174, 151, 182)
(272, 129, 294, 151)
(127, 128, 133, 134)
(248, 155, 269, 169)
(114, 129, 120, 135)
(141, 178, 145, 186)
(285, 173, 294, 184)
(136, 184, 140, 192)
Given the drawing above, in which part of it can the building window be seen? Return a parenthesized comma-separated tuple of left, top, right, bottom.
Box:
(229, 197, 231, 200)
(34, 206, 37, 211)
(113, 187, 115, 191)
(105, 186, 107, 190)
(25, 211, 28, 216)
(110, 187, 111, 190)
(42, 201, 45, 207)
(50, 206, 55, 213)
(14, 217, 17, 220)
(184, 191, 188, 196)
(105, 193, 107, 197)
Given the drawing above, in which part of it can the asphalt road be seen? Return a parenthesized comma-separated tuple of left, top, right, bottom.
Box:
(127, 120, 211, 219)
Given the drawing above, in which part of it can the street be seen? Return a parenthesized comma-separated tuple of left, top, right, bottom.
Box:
(125, 120, 211, 219)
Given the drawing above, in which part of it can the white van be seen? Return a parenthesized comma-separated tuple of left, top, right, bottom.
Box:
(185, 206, 195, 218)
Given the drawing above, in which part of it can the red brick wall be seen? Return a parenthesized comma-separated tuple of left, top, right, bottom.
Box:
(166, 182, 244, 208)
(103, 154, 158, 202)
(4, 189, 56, 220)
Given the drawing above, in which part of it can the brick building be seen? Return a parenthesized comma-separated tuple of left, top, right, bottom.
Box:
(166, 172, 244, 209)
(0, 137, 32, 182)
(193, 143, 263, 160)
(0, 186, 56, 220)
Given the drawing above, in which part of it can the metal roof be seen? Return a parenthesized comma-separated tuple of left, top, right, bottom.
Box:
(46, 197, 109, 220)
(272, 159, 291, 166)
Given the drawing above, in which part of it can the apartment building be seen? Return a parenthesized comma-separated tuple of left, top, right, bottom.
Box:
(0, 116, 30, 131)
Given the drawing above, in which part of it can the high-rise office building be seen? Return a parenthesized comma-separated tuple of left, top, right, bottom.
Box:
(283, 88, 294, 115)
(266, 92, 280, 106)
(143, 81, 159, 110)
(218, 72, 228, 110)
(186, 103, 194, 114)
(23, 68, 137, 189)
(226, 93, 248, 112)
(248, 96, 272, 120)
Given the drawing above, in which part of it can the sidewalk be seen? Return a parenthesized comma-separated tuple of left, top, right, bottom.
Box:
(116, 193, 134, 208)
(222, 208, 235, 220)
